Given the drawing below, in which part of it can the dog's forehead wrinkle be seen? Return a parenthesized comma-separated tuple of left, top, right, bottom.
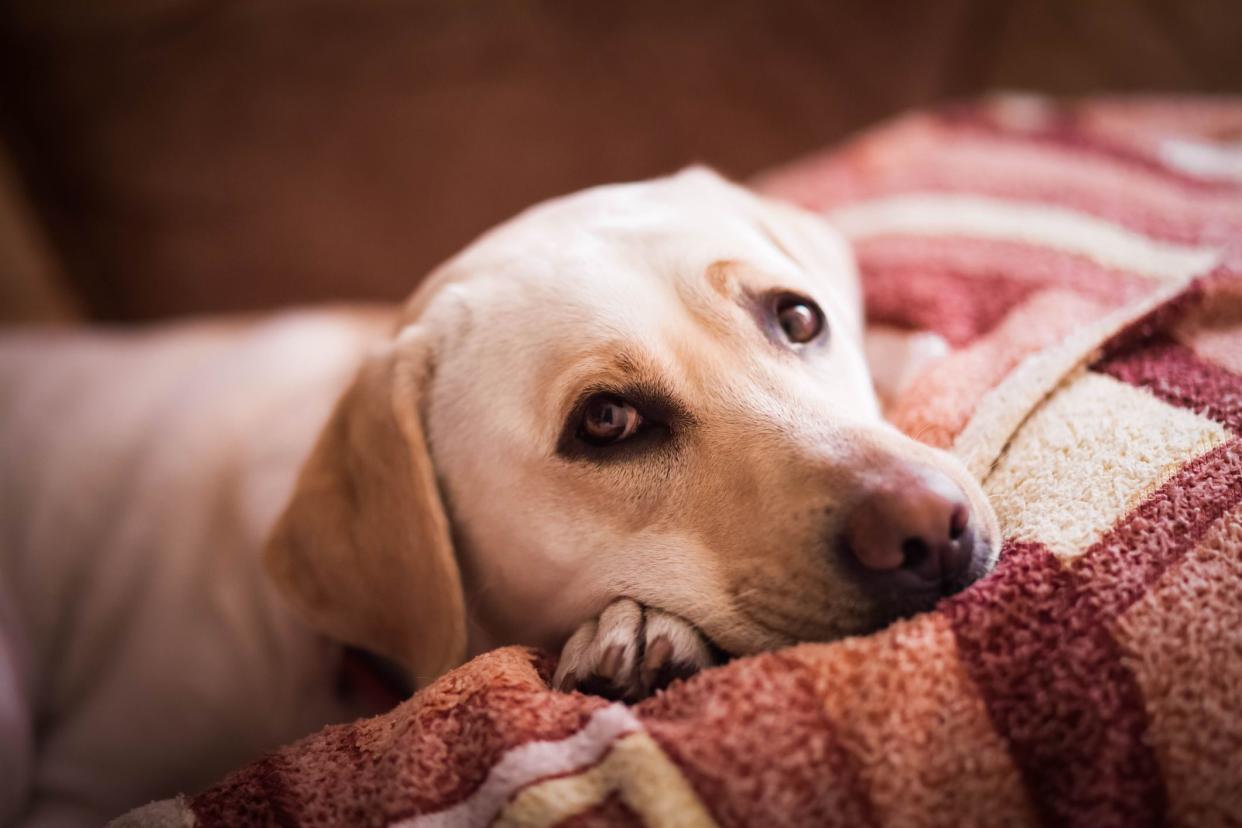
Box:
(671, 269, 749, 344)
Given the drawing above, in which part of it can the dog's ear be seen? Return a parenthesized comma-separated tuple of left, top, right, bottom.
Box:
(753, 197, 864, 339)
(265, 326, 466, 685)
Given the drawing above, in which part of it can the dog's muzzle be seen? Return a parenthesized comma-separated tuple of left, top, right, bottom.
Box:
(840, 463, 987, 599)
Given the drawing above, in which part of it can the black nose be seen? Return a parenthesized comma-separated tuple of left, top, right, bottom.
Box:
(842, 466, 977, 588)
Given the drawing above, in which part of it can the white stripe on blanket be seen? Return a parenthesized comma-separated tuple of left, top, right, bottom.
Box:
(829, 193, 1219, 282)
(396, 703, 642, 828)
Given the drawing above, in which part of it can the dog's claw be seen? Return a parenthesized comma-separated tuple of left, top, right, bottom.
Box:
(643, 635, 673, 671)
(553, 598, 715, 700)
(639, 635, 673, 691)
(596, 644, 624, 682)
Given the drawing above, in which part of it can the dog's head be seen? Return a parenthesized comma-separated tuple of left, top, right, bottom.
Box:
(266, 168, 1000, 683)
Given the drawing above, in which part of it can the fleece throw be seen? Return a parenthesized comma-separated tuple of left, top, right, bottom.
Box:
(117, 96, 1242, 828)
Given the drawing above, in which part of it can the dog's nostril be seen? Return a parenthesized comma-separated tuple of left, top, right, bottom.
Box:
(949, 504, 969, 540)
(900, 537, 930, 569)
(842, 466, 976, 583)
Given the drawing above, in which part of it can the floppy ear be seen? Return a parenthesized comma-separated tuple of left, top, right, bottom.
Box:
(265, 326, 466, 685)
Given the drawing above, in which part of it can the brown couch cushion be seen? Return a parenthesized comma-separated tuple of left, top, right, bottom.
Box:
(0, 138, 78, 324)
(1, 0, 1240, 321)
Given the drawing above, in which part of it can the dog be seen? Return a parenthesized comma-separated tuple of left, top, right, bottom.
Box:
(0, 168, 998, 826)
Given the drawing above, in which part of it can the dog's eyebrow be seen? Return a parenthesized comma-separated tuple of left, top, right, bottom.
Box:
(611, 350, 644, 376)
(677, 260, 747, 340)
(558, 344, 655, 381)
(544, 346, 626, 406)
(704, 259, 738, 299)
(551, 349, 662, 417)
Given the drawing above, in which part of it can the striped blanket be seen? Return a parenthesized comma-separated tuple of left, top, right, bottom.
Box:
(119, 96, 1242, 827)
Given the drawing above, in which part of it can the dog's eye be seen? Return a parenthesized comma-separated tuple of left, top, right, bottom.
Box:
(775, 295, 824, 344)
(579, 394, 643, 445)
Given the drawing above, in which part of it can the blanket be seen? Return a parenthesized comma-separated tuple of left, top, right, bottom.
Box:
(117, 96, 1242, 828)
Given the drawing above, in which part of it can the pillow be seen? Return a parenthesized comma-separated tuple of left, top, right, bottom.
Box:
(116, 95, 1242, 827)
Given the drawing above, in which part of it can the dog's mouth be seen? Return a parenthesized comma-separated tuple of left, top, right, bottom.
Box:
(823, 527, 998, 634)
(863, 534, 995, 625)
(712, 531, 997, 658)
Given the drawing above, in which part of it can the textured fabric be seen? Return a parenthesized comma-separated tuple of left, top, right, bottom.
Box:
(114, 96, 1242, 827)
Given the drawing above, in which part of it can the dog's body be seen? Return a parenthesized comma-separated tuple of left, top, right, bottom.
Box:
(0, 170, 998, 825)
(0, 312, 393, 826)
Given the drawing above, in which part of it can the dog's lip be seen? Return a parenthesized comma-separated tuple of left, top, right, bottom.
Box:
(832, 530, 994, 631)
(715, 532, 999, 653)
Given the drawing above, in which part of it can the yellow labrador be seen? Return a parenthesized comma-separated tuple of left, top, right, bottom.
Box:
(0, 168, 997, 825)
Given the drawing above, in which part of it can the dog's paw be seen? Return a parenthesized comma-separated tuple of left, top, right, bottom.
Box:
(553, 598, 715, 701)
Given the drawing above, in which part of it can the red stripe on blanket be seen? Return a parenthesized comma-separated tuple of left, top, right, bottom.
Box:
(1095, 278, 1212, 360)
(945, 541, 1167, 827)
(1071, 99, 1242, 147)
(189, 648, 608, 826)
(919, 150, 1237, 246)
(1094, 336, 1242, 434)
(855, 236, 1155, 298)
(938, 106, 1242, 195)
(768, 116, 1242, 246)
(902, 134, 1242, 246)
(381, 672, 609, 820)
(1073, 439, 1242, 621)
(863, 266, 1041, 346)
(193, 747, 304, 828)
(638, 651, 876, 828)
(858, 237, 1151, 345)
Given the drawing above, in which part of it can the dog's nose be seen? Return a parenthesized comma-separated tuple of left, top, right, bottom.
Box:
(843, 467, 975, 585)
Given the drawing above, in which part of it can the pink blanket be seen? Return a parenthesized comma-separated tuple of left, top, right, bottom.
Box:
(117, 96, 1242, 828)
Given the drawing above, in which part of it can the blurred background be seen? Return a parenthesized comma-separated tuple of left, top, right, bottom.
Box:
(1, 0, 1240, 325)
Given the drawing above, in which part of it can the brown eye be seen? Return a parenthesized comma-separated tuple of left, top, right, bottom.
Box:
(775, 295, 824, 344)
(579, 394, 643, 445)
